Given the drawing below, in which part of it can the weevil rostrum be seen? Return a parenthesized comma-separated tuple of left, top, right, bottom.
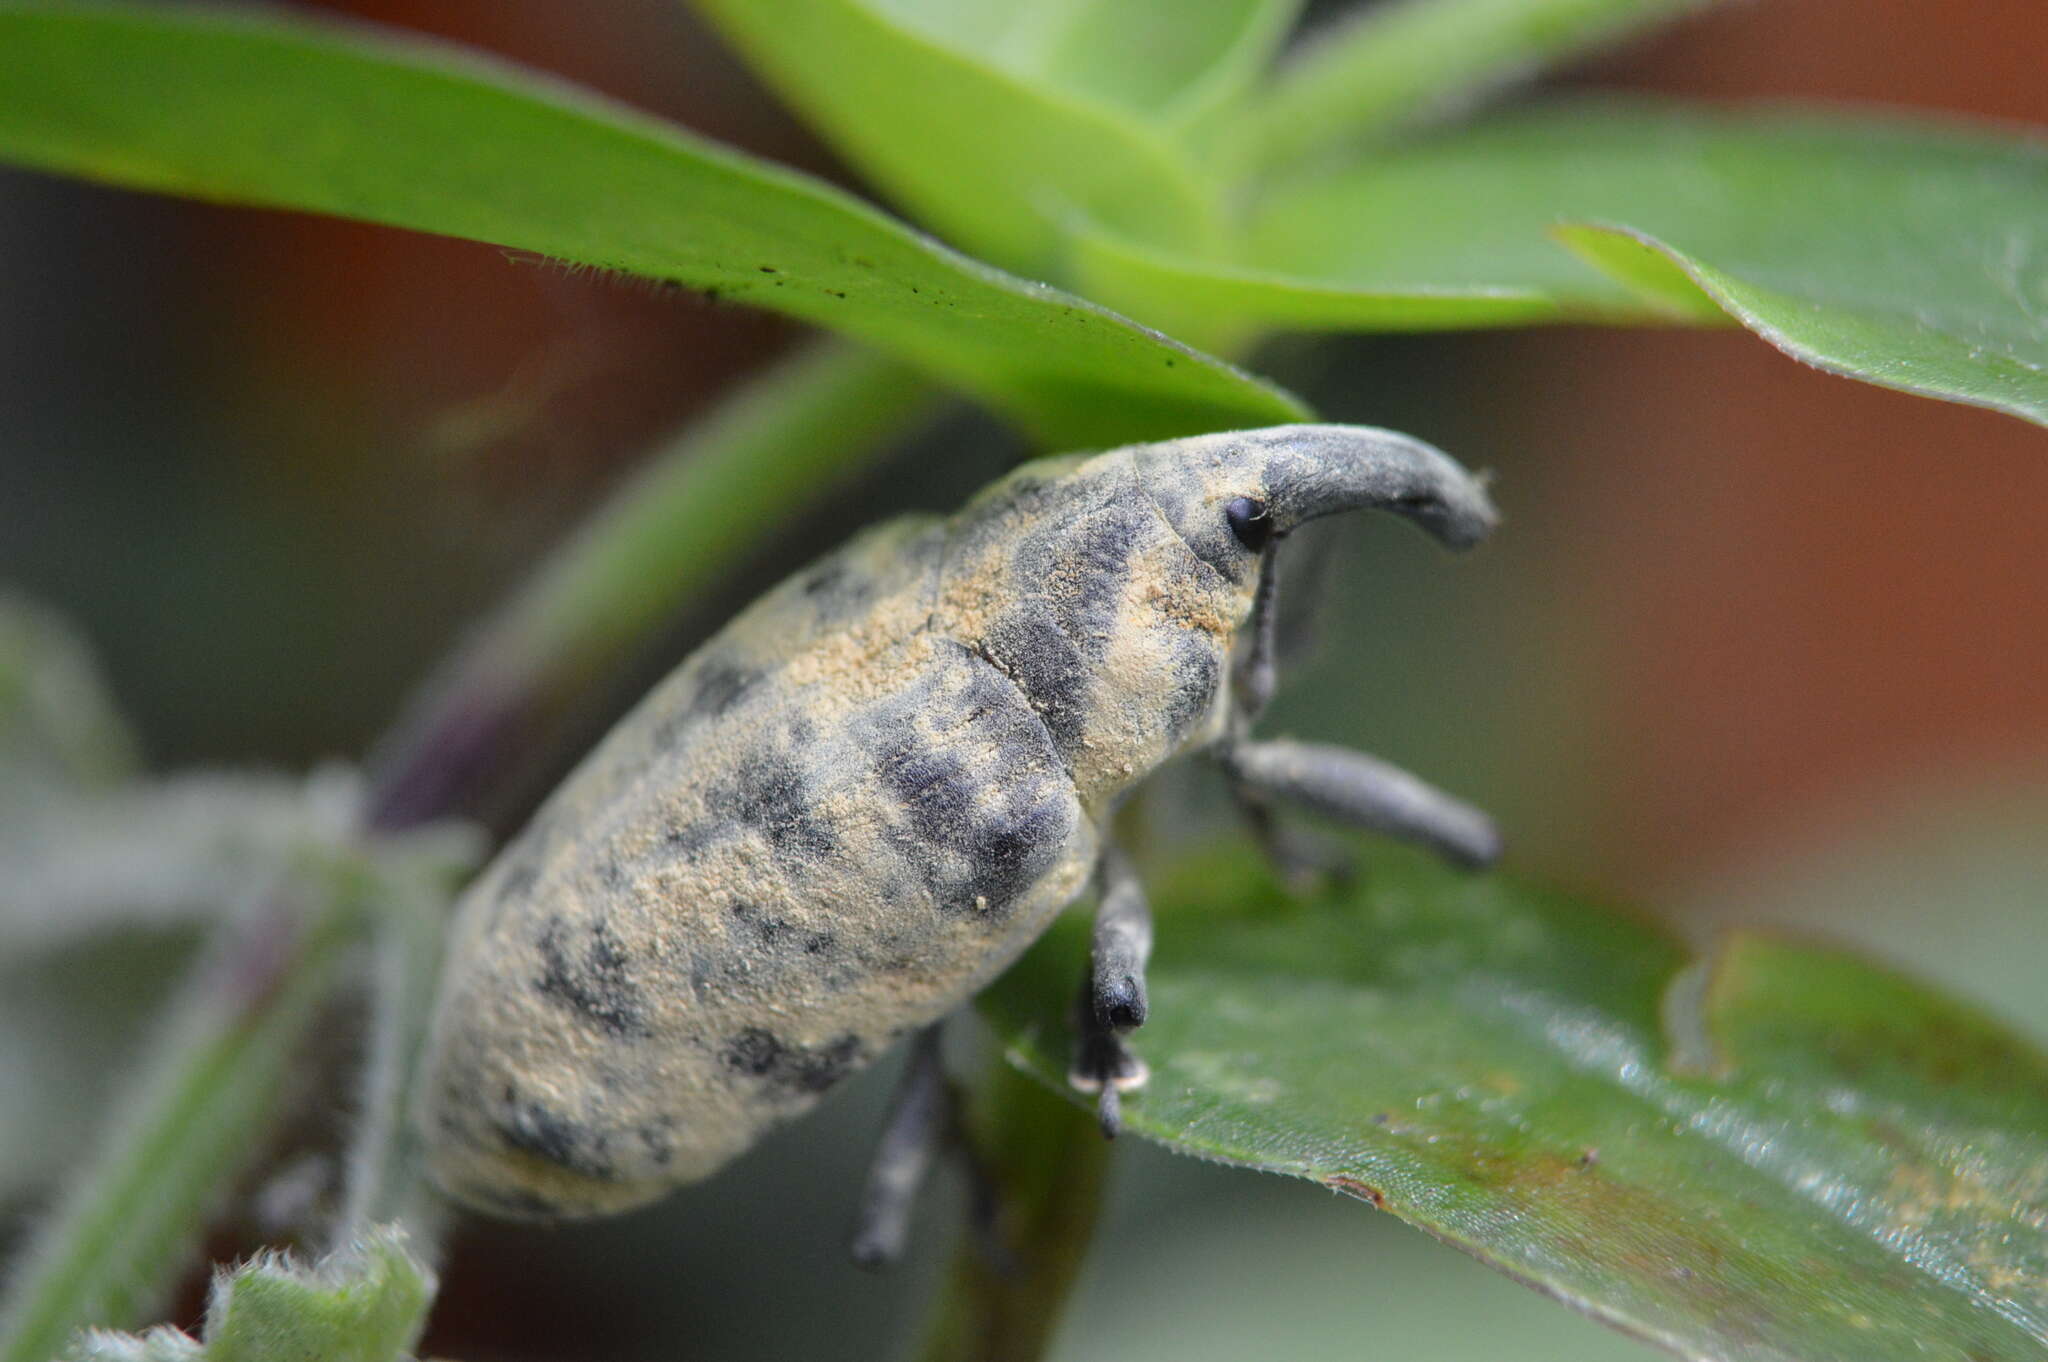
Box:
(417, 423, 1501, 1244)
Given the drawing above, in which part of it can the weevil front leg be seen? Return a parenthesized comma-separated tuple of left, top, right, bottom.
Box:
(1067, 846, 1153, 1138)
(1221, 539, 1501, 871)
(1225, 545, 1341, 887)
(1219, 738, 1501, 869)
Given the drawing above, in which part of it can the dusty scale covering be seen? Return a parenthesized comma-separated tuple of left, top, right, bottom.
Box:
(417, 423, 1497, 1218)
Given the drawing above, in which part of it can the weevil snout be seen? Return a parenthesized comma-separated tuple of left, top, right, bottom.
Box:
(1134, 423, 1498, 576)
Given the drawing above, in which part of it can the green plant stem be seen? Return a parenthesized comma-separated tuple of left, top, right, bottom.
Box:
(367, 340, 939, 829)
(913, 1063, 1112, 1362)
(1250, 0, 1714, 168)
(0, 877, 361, 1362)
(331, 857, 460, 1257)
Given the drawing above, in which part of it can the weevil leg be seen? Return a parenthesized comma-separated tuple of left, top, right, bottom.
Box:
(1233, 542, 1284, 727)
(1229, 776, 1356, 894)
(1224, 545, 1361, 890)
(850, 1026, 950, 1270)
(1218, 738, 1502, 870)
(1067, 847, 1152, 1138)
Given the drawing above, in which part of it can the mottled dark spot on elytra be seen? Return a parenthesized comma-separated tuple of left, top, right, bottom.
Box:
(967, 792, 1068, 913)
(800, 557, 875, 628)
(978, 609, 1088, 757)
(1046, 506, 1147, 660)
(1161, 633, 1222, 741)
(639, 1118, 678, 1167)
(802, 560, 847, 598)
(690, 660, 761, 718)
(663, 817, 715, 856)
(721, 1027, 865, 1095)
(875, 657, 1074, 917)
(477, 854, 543, 930)
(802, 930, 837, 956)
(494, 858, 539, 905)
(727, 750, 837, 859)
(535, 915, 651, 1038)
(493, 1092, 616, 1180)
(726, 900, 794, 947)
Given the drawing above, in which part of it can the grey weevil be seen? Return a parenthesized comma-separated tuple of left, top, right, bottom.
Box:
(416, 423, 1501, 1252)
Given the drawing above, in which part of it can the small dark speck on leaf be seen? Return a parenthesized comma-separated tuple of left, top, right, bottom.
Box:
(1327, 1176, 1386, 1209)
(826, 289, 848, 299)
(1372, 1112, 1390, 1125)
(1578, 1148, 1600, 1169)
(758, 265, 778, 274)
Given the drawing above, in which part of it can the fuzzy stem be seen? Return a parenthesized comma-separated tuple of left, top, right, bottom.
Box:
(912, 1064, 1112, 1362)
(0, 874, 361, 1362)
(331, 858, 458, 1259)
(367, 340, 938, 830)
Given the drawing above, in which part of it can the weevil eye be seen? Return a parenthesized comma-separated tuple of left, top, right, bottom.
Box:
(1225, 497, 1272, 551)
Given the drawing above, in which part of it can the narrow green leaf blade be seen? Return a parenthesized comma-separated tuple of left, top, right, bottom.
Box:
(0, 4, 1305, 446)
(983, 846, 2048, 1362)
(689, 0, 1225, 270)
(1068, 218, 1562, 344)
(1245, 102, 2048, 424)
(1252, 0, 1715, 165)
(857, 0, 1301, 125)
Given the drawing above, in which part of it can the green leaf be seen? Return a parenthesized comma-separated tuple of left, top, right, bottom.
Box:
(691, 0, 1288, 271)
(982, 845, 2048, 1362)
(62, 1226, 435, 1362)
(863, 0, 1300, 125)
(1250, 0, 1715, 167)
(0, 4, 1305, 447)
(1067, 218, 1561, 344)
(1244, 102, 2048, 424)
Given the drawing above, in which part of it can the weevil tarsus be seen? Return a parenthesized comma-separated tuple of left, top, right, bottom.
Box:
(1087, 846, 1152, 1033)
(1068, 847, 1154, 1138)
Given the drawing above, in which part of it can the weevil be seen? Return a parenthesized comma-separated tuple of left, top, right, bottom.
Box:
(416, 423, 1501, 1248)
